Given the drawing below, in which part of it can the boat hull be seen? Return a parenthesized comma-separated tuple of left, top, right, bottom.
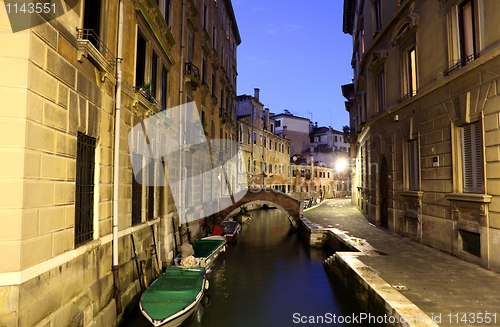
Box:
(140, 266, 207, 327)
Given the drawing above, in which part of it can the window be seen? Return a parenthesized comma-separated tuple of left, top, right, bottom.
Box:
(458, 0, 476, 63)
(377, 72, 385, 113)
(151, 52, 158, 98)
(270, 123, 274, 133)
(187, 30, 194, 63)
(203, 4, 208, 30)
(462, 121, 483, 193)
(164, 0, 170, 25)
(135, 32, 147, 86)
(374, 0, 381, 32)
(287, 145, 290, 154)
(293, 169, 297, 177)
(276, 120, 281, 127)
(132, 154, 143, 226)
(335, 135, 338, 142)
(75, 133, 96, 246)
(247, 130, 250, 144)
(239, 127, 242, 142)
(260, 134, 262, 145)
(408, 139, 419, 191)
(264, 137, 267, 148)
(211, 73, 216, 97)
(269, 163, 272, 173)
(83, 0, 102, 48)
(275, 141, 277, 151)
(253, 132, 257, 144)
(212, 25, 216, 49)
(404, 45, 417, 98)
(161, 66, 168, 109)
(254, 161, 257, 172)
(202, 56, 207, 84)
(148, 165, 154, 221)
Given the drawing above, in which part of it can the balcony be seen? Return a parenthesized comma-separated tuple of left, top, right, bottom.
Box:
(443, 53, 480, 77)
(133, 87, 174, 123)
(184, 62, 201, 89)
(77, 29, 115, 80)
(219, 107, 230, 122)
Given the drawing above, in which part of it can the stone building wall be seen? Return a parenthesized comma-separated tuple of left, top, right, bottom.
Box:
(0, 0, 241, 326)
(344, 0, 500, 272)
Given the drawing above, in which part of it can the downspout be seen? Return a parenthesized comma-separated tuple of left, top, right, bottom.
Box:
(178, 0, 186, 242)
(112, 0, 124, 314)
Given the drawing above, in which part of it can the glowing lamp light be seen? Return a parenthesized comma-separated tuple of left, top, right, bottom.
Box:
(336, 159, 347, 171)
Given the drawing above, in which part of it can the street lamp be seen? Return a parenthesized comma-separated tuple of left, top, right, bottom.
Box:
(336, 158, 347, 171)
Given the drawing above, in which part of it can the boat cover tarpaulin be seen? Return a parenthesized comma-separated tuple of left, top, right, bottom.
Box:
(141, 266, 205, 321)
(191, 239, 225, 258)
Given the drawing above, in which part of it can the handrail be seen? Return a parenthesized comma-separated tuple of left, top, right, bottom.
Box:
(443, 53, 480, 77)
(77, 28, 116, 67)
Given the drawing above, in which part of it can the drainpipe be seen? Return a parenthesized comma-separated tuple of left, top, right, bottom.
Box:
(178, 0, 186, 242)
(112, 0, 124, 314)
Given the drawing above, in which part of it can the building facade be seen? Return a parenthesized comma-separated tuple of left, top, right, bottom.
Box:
(271, 110, 311, 157)
(343, 0, 500, 272)
(236, 90, 292, 193)
(0, 0, 240, 326)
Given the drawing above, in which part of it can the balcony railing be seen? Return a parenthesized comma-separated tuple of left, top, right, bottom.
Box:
(443, 53, 480, 77)
(219, 107, 230, 118)
(397, 90, 417, 104)
(134, 86, 157, 105)
(76, 28, 116, 68)
(185, 62, 200, 80)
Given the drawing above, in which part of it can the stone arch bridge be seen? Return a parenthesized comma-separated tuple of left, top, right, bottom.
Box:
(216, 187, 303, 229)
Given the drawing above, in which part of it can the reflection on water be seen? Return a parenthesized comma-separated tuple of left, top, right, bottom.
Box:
(121, 209, 361, 327)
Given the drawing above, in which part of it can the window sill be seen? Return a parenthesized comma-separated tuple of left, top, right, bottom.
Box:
(399, 190, 423, 198)
(445, 193, 492, 203)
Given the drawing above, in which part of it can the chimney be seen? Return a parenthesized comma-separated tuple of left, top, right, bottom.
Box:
(284, 109, 290, 115)
(254, 88, 260, 101)
(315, 122, 318, 128)
(283, 126, 287, 139)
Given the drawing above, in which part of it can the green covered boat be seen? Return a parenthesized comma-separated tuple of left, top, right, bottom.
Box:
(140, 266, 207, 327)
(175, 235, 227, 268)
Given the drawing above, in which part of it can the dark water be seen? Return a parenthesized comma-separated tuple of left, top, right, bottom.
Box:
(121, 209, 361, 327)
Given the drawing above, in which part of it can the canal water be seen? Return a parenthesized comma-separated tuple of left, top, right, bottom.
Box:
(121, 208, 362, 327)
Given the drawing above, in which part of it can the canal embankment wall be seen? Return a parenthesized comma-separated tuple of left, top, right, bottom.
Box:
(297, 218, 438, 327)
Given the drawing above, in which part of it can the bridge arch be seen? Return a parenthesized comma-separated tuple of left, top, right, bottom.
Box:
(216, 188, 303, 229)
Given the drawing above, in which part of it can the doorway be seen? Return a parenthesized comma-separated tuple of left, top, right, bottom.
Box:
(379, 156, 388, 229)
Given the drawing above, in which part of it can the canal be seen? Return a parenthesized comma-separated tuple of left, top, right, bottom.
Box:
(121, 208, 362, 326)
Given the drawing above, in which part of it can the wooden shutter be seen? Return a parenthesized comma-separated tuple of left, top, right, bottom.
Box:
(408, 139, 419, 191)
(462, 121, 483, 193)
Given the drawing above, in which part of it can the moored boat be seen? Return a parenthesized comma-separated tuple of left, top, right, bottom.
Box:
(234, 213, 252, 224)
(175, 235, 227, 269)
(140, 266, 208, 327)
(217, 221, 241, 242)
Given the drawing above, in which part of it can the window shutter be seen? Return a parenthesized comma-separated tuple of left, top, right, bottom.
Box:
(462, 121, 483, 193)
(408, 140, 419, 191)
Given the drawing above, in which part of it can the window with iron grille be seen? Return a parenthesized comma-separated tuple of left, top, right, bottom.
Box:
(462, 121, 483, 193)
(132, 154, 143, 225)
(408, 139, 419, 191)
(148, 161, 155, 220)
(75, 133, 96, 246)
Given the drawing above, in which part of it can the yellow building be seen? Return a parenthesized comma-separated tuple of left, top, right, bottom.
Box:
(236, 89, 292, 193)
(344, 0, 500, 272)
(0, 0, 240, 325)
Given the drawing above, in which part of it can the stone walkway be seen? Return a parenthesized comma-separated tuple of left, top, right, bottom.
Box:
(304, 198, 500, 327)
